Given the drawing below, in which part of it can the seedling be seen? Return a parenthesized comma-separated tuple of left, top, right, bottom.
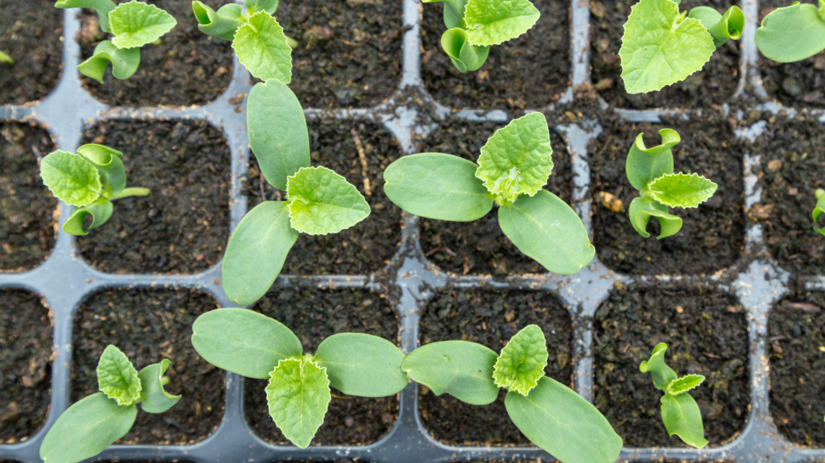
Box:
(384, 112, 594, 275)
(640, 343, 708, 448)
(619, 0, 744, 94)
(39, 144, 150, 236)
(191, 308, 407, 448)
(0, 51, 14, 65)
(40, 345, 182, 463)
(424, 0, 541, 72)
(755, 0, 825, 62)
(402, 325, 622, 463)
(625, 129, 718, 239)
(813, 189, 825, 235)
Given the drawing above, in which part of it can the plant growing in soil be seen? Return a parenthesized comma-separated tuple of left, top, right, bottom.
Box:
(0, 51, 13, 64)
(39, 144, 150, 236)
(40, 345, 182, 463)
(55, 1, 177, 83)
(619, 0, 744, 93)
(402, 324, 622, 463)
(640, 342, 708, 448)
(625, 129, 717, 239)
(813, 188, 825, 235)
(191, 308, 407, 448)
(755, 0, 825, 62)
(384, 112, 593, 275)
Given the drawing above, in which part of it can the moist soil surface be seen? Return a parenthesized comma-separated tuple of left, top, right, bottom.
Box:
(418, 288, 574, 445)
(590, 0, 741, 109)
(77, 0, 234, 106)
(416, 116, 573, 276)
(245, 117, 403, 275)
(0, 289, 52, 444)
(589, 113, 745, 275)
(0, 0, 63, 105)
(1, 123, 58, 272)
(76, 119, 230, 274)
(245, 287, 400, 445)
(71, 288, 225, 444)
(420, 0, 569, 110)
(593, 283, 750, 447)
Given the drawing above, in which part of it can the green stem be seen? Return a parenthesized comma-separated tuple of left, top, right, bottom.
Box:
(285, 35, 299, 49)
(110, 187, 151, 200)
(161, 376, 171, 386)
(816, 189, 825, 200)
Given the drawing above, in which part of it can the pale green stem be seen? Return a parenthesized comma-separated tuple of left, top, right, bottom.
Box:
(816, 189, 825, 200)
(110, 187, 151, 200)
(161, 376, 171, 386)
(286, 35, 299, 49)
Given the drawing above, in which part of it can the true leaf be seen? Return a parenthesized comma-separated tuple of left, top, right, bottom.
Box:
(40, 150, 102, 207)
(63, 199, 114, 236)
(813, 189, 825, 235)
(76, 144, 125, 194)
(55, 0, 117, 32)
(109, 1, 177, 49)
(639, 342, 678, 390)
(463, 0, 541, 46)
(314, 333, 408, 397)
(97, 345, 142, 406)
(138, 359, 181, 414)
(233, 11, 293, 83)
(266, 358, 331, 448)
(192, 308, 303, 379)
(755, 2, 825, 62)
(688, 5, 745, 47)
(661, 392, 709, 448)
(192, 1, 245, 41)
(666, 374, 705, 396)
(628, 196, 683, 239)
(441, 28, 490, 72)
(493, 325, 547, 395)
(77, 40, 141, 83)
(287, 166, 370, 235)
(401, 341, 499, 405)
(244, 0, 279, 14)
(645, 172, 718, 208)
(625, 129, 678, 191)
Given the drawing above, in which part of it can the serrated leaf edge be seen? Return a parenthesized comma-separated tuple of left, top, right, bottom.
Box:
(108, 1, 177, 49)
(231, 10, 292, 83)
(462, 0, 541, 46)
(267, 357, 331, 447)
(41, 150, 104, 207)
(666, 374, 705, 396)
(492, 326, 548, 396)
(97, 346, 142, 406)
(646, 172, 718, 208)
(286, 166, 370, 236)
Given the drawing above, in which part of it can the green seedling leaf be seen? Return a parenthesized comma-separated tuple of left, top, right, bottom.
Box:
(813, 189, 825, 235)
(192, 1, 245, 41)
(401, 341, 499, 405)
(40, 393, 137, 463)
(689, 5, 745, 47)
(0, 51, 14, 64)
(628, 196, 683, 239)
(645, 172, 718, 208)
(666, 374, 705, 396)
(40, 150, 102, 207)
(498, 190, 596, 274)
(77, 40, 141, 83)
(475, 113, 554, 203)
(109, 1, 177, 49)
(493, 325, 547, 395)
(639, 342, 678, 389)
(424, 0, 469, 28)
(248, 81, 310, 191)
(97, 345, 142, 406)
(192, 308, 303, 379)
(384, 153, 494, 222)
(286, 166, 370, 235)
(77, 144, 125, 194)
(463, 0, 541, 46)
(222, 201, 299, 306)
(505, 377, 624, 463)
(244, 0, 279, 14)
(756, 1, 825, 62)
(661, 392, 709, 448)
(620, 0, 715, 94)
(266, 358, 331, 448)
(314, 333, 408, 397)
(138, 359, 181, 414)
(233, 11, 293, 83)
(441, 28, 490, 72)
(625, 130, 678, 191)
(63, 199, 114, 236)
(55, 0, 117, 32)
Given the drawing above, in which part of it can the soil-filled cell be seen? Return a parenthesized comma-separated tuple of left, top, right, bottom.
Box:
(0, 289, 52, 443)
(245, 287, 400, 445)
(1, 123, 58, 272)
(593, 283, 750, 447)
(418, 288, 574, 445)
(245, 117, 403, 275)
(76, 119, 230, 274)
(71, 288, 225, 444)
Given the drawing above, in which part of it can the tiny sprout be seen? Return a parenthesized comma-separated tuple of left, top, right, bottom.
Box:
(0, 51, 14, 65)
(756, 0, 825, 63)
(813, 188, 825, 235)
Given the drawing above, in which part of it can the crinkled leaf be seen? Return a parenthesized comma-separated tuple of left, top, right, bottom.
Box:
(55, 0, 117, 32)
(192, 1, 245, 41)
(625, 129, 678, 191)
(76, 144, 125, 194)
(40, 150, 102, 207)
(441, 28, 490, 72)
(233, 11, 292, 83)
(314, 333, 407, 397)
(402, 341, 499, 405)
(813, 191, 825, 236)
(138, 359, 181, 414)
(661, 392, 708, 448)
(97, 345, 142, 406)
(620, 0, 715, 94)
(63, 199, 114, 236)
(77, 40, 141, 83)
(688, 5, 744, 47)
(493, 325, 547, 395)
(244, 0, 279, 14)
(109, 1, 177, 49)
(287, 166, 370, 235)
(666, 374, 705, 396)
(755, 2, 825, 62)
(463, 0, 540, 46)
(628, 196, 683, 239)
(640, 342, 678, 390)
(266, 358, 331, 449)
(645, 172, 717, 208)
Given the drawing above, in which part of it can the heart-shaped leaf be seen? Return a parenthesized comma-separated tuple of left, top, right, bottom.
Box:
(109, 1, 177, 49)
(493, 325, 547, 395)
(266, 358, 331, 448)
(645, 172, 717, 208)
(402, 341, 499, 405)
(97, 345, 142, 406)
(40, 150, 102, 207)
(463, 0, 540, 46)
(315, 333, 408, 397)
(287, 167, 370, 235)
(233, 11, 292, 83)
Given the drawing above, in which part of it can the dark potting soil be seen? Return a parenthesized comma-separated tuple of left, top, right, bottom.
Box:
(0, 289, 52, 444)
(589, 0, 741, 109)
(76, 0, 233, 106)
(75, 119, 230, 274)
(589, 114, 745, 275)
(418, 288, 574, 445)
(416, 116, 574, 276)
(0, 0, 63, 105)
(71, 288, 225, 444)
(244, 287, 400, 445)
(244, 117, 403, 275)
(420, 0, 569, 110)
(0, 123, 58, 272)
(593, 283, 750, 447)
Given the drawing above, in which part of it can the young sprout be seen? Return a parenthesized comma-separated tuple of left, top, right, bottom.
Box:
(39, 144, 150, 236)
(0, 51, 14, 65)
(625, 129, 718, 239)
(755, 0, 825, 62)
(813, 189, 825, 235)
(619, 0, 744, 93)
(40, 345, 182, 463)
(55, 0, 177, 83)
(425, 0, 541, 72)
(640, 343, 708, 448)
(402, 325, 623, 463)
(384, 112, 594, 275)
(191, 308, 407, 448)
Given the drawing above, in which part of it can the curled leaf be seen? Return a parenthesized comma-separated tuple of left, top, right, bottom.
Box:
(63, 199, 114, 236)
(441, 28, 490, 73)
(287, 166, 370, 235)
(645, 172, 718, 209)
(666, 374, 705, 396)
(97, 345, 142, 406)
(109, 1, 177, 49)
(233, 11, 293, 83)
(688, 5, 744, 47)
(463, 0, 540, 46)
(266, 358, 331, 448)
(40, 150, 102, 207)
(639, 342, 678, 390)
(755, 2, 825, 62)
(76, 144, 125, 194)
(628, 196, 683, 239)
(493, 325, 547, 395)
(813, 189, 825, 235)
(138, 359, 181, 414)
(625, 129, 678, 191)
(192, 1, 245, 41)
(77, 40, 141, 83)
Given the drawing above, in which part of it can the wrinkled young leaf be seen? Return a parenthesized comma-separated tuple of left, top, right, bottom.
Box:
(109, 1, 177, 49)
(640, 342, 678, 389)
(645, 172, 718, 208)
(63, 199, 114, 236)
(384, 153, 494, 222)
(55, 0, 117, 32)
(314, 333, 408, 397)
(441, 28, 490, 72)
(244, 0, 280, 14)
(233, 11, 293, 83)
(666, 374, 705, 396)
(689, 5, 745, 47)
(755, 1, 825, 62)
(628, 196, 683, 239)
(463, 0, 541, 46)
(138, 359, 181, 414)
(41, 150, 102, 207)
(40, 393, 137, 463)
(661, 392, 708, 448)
(402, 341, 499, 405)
(266, 358, 331, 448)
(475, 113, 554, 203)
(287, 167, 370, 235)
(192, 1, 245, 41)
(76, 144, 125, 194)
(505, 377, 624, 463)
(97, 345, 142, 406)
(192, 308, 303, 379)
(813, 189, 825, 235)
(77, 40, 141, 83)
(625, 129, 678, 191)
(493, 325, 547, 395)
